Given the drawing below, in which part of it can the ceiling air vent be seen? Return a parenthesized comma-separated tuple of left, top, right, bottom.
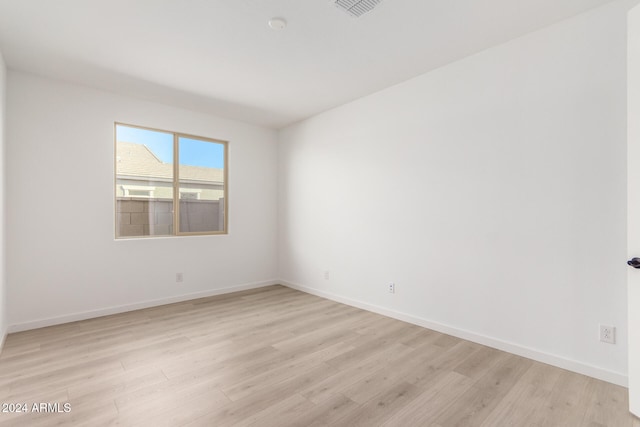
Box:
(335, 0, 383, 17)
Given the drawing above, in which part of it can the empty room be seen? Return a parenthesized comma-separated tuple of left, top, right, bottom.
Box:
(0, 0, 639, 425)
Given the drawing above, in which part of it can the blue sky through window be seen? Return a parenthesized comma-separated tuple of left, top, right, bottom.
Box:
(116, 124, 224, 168)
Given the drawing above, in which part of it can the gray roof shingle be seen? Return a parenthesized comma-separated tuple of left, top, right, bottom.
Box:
(116, 141, 224, 183)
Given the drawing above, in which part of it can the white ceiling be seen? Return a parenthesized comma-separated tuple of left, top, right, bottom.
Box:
(0, 0, 617, 129)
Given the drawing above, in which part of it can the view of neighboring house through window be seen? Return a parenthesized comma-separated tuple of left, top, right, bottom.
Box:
(115, 123, 227, 238)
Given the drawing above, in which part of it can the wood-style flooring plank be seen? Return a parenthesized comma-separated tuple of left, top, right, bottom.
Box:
(0, 285, 635, 426)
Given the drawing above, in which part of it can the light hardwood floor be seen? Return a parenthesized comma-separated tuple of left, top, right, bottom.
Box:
(0, 285, 637, 426)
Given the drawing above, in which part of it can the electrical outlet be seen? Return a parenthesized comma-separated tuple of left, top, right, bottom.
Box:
(176, 273, 184, 283)
(388, 283, 395, 293)
(324, 271, 330, 280)
(599, 325, 615, 344)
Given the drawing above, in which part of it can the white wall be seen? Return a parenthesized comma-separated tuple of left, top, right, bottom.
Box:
(627, 1, 640, 414)
(279, 0, 631, 385)
(0, 51, 6, 345)
(6, 72, 279, 330)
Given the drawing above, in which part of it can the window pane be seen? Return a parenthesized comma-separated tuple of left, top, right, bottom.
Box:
(115, 125, 174, 238)
(178, 136, 225, 233)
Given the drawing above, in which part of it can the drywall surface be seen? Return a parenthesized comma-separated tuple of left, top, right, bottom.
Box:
(0, 51, 6, 344)
(627, 0, 640, 413)
(6, 72, 279, 329)
(279, 0, 630, 384)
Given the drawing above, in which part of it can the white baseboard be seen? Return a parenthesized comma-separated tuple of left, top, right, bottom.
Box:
(8, 280, 279, 333)
(281, 280, 628, 388)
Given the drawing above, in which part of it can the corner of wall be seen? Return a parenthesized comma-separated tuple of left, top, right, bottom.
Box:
(0, 51, 7, 350)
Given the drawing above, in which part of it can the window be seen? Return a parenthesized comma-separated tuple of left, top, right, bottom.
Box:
(115, 123, 228, 238)
(179, 190, 201, 200)
(121, 185, 156, 198)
